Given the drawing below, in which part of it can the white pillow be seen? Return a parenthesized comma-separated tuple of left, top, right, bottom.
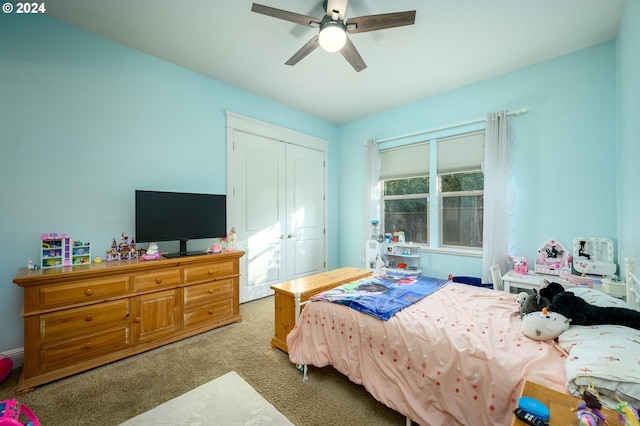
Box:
(569, 287, 630, 308)
(558, 324, 640, 409)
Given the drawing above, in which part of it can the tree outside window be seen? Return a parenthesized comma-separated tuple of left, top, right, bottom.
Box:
(383, 177, 429, 244)
(440, 172, 484, 248)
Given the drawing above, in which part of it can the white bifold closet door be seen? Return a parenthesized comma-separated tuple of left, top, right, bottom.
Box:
(231, 130, 326, 303)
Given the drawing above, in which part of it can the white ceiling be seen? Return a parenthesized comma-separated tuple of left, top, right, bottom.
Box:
(43, 0, 627, 125)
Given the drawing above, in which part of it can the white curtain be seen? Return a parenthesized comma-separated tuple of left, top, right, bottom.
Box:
(362, 139, 381, 263)
(482, 111, 514, 284)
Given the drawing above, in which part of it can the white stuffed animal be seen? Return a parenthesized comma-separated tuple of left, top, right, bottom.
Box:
(146, 242, 159, 255)
(522, 308, 571, 341)
(517, 292, 528, 307)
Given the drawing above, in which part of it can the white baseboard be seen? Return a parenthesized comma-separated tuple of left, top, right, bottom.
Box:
(1, 347, 24, 369)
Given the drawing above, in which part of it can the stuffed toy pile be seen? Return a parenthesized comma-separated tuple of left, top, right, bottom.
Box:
(521, 280, 640, 341)
(518, 281, 565, 317)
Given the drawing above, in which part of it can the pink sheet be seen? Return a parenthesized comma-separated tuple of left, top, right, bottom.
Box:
(287, 282, 568, 425)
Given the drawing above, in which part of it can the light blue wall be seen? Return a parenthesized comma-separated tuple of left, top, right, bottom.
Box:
(338, 42, 618, 279)
(1, 6, 637, 356)
(0, 14, 339, 352)
(617, 0, 640, 265)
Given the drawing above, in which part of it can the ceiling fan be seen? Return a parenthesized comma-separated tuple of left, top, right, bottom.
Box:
(251, 0, 416, 72)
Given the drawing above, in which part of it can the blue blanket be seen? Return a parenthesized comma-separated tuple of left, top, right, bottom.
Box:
(310, 273, 449, 320)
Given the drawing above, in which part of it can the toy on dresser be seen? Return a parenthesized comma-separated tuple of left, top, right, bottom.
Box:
(615, 400, 640, 426)
(506, 254, 528, 274)
(535, 239, 572, 275)
(572, 237, 616, 278)
(574, 389, 607, 426)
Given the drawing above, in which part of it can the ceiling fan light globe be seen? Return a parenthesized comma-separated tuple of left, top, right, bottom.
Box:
(319, 24, 346, 52)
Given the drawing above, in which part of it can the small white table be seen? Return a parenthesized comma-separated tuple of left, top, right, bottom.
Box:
(502, 269, 606, 294)
(501, 270, 560, 293)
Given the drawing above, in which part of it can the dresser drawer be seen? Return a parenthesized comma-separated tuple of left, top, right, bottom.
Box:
(183, 261, 235, 284)
(40, 276, 130, 309)
(183, 298, 234, 327)
(41, 300, 130, 340)
(132, 268, 181, 292)
(183, 279, 234, 308)
(40, 326, 130, 370)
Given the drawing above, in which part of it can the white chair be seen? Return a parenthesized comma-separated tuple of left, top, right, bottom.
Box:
(490, 264, 504, 291)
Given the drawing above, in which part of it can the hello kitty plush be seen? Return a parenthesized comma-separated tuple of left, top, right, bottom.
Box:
(506, 254, 528, 274)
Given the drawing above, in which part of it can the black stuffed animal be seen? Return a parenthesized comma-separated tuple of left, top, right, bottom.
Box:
(538, 281, 565, 302)
(548, 291, 640, 330)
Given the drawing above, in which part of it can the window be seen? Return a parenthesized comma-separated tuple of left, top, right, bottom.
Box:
(380, 142, 429, 245)
(383, 177, 429, 244)
(440, 172, 484, 248)
(380, 130, 484, 250)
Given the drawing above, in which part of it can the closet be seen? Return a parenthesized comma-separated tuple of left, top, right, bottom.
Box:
(226, 113, 328, 302)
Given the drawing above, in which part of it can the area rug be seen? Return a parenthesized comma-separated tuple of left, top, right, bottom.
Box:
(119, 371, 294, 425)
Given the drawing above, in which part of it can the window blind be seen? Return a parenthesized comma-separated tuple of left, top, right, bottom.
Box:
(379, 141, 429, 180)
(437, 130, 485, 174)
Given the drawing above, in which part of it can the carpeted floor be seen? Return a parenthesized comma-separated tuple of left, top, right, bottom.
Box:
(0, 295, 405, 425)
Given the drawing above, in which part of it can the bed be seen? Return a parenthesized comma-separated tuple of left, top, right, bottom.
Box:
(286, 257, 640, 425)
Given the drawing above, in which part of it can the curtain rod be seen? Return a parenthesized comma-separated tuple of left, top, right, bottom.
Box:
(374, 108, 528, 144)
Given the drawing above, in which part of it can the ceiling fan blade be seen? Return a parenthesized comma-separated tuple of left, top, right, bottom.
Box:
(347, 11, 416, 34)
(340, 37, 367, 72)
(285, 35, 320, 66)
(252, 3, 321, 27)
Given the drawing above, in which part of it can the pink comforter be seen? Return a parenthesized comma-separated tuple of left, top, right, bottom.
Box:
(287, 283, 568, 425)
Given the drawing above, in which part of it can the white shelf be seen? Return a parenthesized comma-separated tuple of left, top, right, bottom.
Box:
(386, 267, 422, 275)
(383, 244, 421, 274)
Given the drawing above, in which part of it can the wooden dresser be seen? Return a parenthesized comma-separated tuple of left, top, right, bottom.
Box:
(12, 251, 244, 394)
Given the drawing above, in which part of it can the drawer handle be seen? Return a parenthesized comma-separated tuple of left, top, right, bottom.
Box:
(134, 316, 141, 323)
(155, 278, 162, 284)
(208, 269, 214, 275)
(208, 288, 215, 294)
(84, 342, 93, 350)
(85, 314, 93, 322)
(85, 288, 94, 296)
(208, 309, 214, 315)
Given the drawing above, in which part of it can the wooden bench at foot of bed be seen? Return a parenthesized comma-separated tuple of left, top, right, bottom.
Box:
(270, 267, 372, 353)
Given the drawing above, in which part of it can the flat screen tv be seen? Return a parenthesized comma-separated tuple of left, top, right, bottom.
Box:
(135, 190, 227, 258)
